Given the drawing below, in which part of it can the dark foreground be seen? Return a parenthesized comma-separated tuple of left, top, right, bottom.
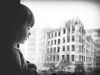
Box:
(38, 71, 100, 75)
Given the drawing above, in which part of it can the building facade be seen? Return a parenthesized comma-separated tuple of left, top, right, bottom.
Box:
(45, 18, 86, 67)
(44, 18, 100, 68)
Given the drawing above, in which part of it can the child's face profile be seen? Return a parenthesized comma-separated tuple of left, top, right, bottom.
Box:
(16, 23, 33, 44)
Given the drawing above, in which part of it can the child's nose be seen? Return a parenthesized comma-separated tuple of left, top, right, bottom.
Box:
(29, 32, 31, 36)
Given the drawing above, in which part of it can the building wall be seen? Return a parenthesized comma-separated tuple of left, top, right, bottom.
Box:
(45, 18, 88, 67)
(43, 18, 100, 68)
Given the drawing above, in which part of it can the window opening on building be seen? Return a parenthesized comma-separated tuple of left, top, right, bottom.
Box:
(66, 55, 70, 62)
(72, 26, 75, 33)
(72, 35, 75, 42)
(55, 32, 57, 37)
(63, 37, 65, 43)
(53, 55, 55, 61)
(57, 47, 60, 52)
(63, 46, 65, 51)
(67, 45, 70, 51)
(72, 45, 75, 51)
(58, 39, 60, 44)
(54, 39, 56, 45)
(67, 36, 70, 42)
(63, 28, 66, 34)
(62, 55, 65, 60)
(72, 55, 74, 61)
(58, 31, 60, 36)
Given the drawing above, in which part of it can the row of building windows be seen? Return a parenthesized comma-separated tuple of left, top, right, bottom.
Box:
(79, 55, 85, 62)
(79, 36, 85, 44)
(48, 35, 87, 46)
(62, 54, 75, 62)
(48, 36, 90, 49)
(48, 36, 90, 47)
(79, 45, 85, 53)
(47, 45, 92, 54)
(44, 54, 93, 63)
(48, 35, 75, 46)
(47, 45, 75, 53)
(40, 54, 94, 63)
(79, 55, 94, 62)
(48, 26, 75, 39)
(46, 54, 75, 62)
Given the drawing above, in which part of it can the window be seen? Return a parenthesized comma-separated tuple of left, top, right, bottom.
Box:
(63, 28, 66, 34)
(68, 27, 70, 34)
(57, 47, 60, 52)
(55, 32, 57, 37)
(63, 37, 65, 43)
(47, 48, 49, 53)
(54, 40, 56, 45)
(82, 38, 83, 44)
(67, 45, 70, 51)
(51, 40, 53, 45)
(72, 35, 75, 42)
(72, 26, 75, 33)
(63, 46, 65, 51)
(79, 36, 81, 43)
(53, 55, 55, 61)
(82, 45, 84, 53)
(79, 46, 81, 52)
(62, 55, 65, 60)
(58, 39, 60, 44)
(72, 55, 74, 61)
(66, 55, 70, 62)
(52, 33, 53, 38)
(84, 56, 85, 62)
(67, 36, 70, 42)
(79, 55, 81, 61)
(48, 33, 50, 39)
(50, 48, 52, 53)
(82, 56, 83, 62)
(72, 45, 75, 51)
(58, 31, 60, 36)
(57, 55, 59, 61)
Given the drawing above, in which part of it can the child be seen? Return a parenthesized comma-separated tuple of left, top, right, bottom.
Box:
(0, 4, 38, 75)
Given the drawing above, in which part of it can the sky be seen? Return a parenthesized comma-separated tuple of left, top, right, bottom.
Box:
(21, 1, 100, 29)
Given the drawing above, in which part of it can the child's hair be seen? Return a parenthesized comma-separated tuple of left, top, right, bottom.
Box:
(13, 4, 35, 33)
(2, 4, 35, 45)
(13, 4, 35, 43)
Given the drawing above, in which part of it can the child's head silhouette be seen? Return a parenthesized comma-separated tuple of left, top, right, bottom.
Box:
(2, 4, 35, 45)
(13, 4, 35, 44)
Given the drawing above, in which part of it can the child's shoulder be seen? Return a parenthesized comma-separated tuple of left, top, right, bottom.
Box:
(7, 44, 24, 58)
(8, 44, 20, 53)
